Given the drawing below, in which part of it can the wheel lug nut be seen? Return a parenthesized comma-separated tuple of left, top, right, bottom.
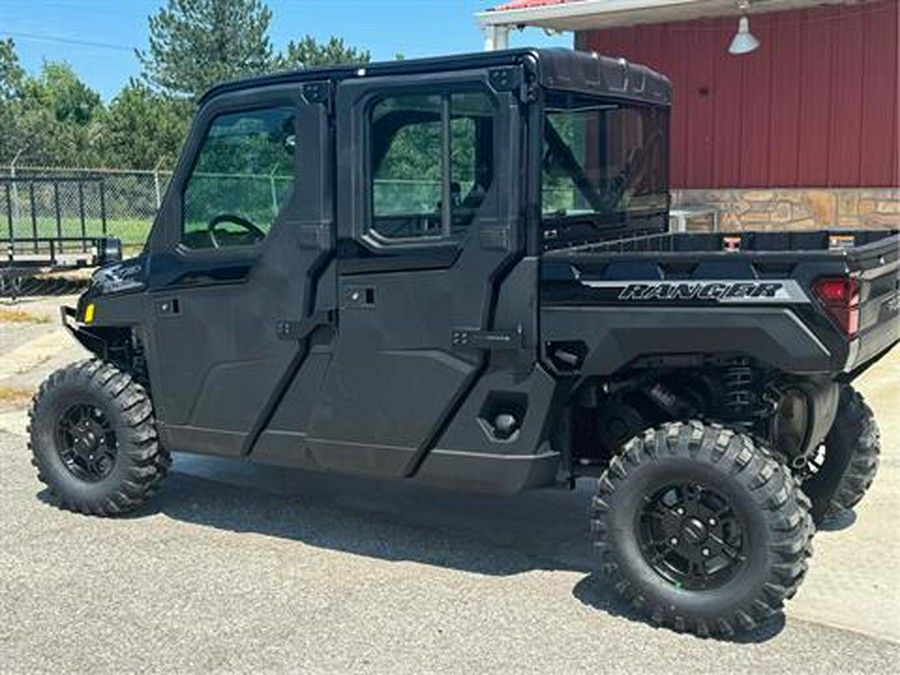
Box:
(676, 508, 685, 515)
(670, 537, 678, 545)
(702, 548, 710, 556)
(708, 518, 716, 526)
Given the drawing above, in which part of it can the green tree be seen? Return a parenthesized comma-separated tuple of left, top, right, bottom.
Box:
(137, 0, 274, 99)
(277, 35, 370, 70)
(103, 80, 191, 169)
(0, 39, 25, 162)
(5, 60, 105, 166)
(0, 38, 25, 100)
(20, 62, 102, 125)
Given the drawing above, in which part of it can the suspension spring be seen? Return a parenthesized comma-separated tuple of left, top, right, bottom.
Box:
(723, 363, 754, 416)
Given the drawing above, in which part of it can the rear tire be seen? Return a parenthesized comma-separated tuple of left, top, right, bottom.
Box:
(803, 386, 880, 524)
(590, 421, 813, 638)
(28, 359, 170, 516)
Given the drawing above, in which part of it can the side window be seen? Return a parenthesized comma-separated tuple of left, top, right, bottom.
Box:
(370, 91, 494, 240)
(182, 106, 295, 250)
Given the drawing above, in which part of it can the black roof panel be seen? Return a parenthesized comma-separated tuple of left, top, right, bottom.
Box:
(200, 48, 671, 106)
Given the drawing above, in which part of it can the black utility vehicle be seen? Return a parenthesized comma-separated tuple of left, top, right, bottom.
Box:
(30, 49, 898, 637)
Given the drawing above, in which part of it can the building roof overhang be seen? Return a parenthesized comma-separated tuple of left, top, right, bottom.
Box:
(477, 0, 856, 31)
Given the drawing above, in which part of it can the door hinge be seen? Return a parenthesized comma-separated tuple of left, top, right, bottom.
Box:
(451, 325, 523, 351)
(276, 309, 335, 341)
(302, 80, 333, 115)
(489, 67, 522, 93)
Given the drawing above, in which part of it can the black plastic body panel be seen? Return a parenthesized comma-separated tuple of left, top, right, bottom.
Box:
(542, 306, 832, 375)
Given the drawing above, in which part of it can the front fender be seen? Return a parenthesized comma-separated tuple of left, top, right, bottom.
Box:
(60, 306, 108, 358)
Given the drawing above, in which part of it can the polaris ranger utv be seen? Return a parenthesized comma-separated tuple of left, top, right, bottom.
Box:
(29, 49, 898, 637)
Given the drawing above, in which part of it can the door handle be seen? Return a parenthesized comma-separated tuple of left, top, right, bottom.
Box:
(154, 298, 180, 316)
(343, 285, 376, 308)
(450, 325, 523, 351)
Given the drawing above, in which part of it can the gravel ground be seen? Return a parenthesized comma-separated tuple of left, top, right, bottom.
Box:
(0, 296, 898, 673)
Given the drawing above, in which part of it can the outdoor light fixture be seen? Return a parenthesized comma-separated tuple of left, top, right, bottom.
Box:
(729, 2, 760, 55)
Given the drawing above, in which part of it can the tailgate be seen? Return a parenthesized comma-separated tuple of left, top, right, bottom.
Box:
(849, 237, 900, 372)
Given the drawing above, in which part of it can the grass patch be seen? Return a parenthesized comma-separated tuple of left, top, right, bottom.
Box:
(0, 386, 34, 408)
(8, 217, 152, 245)
(0, 307, 51, 324)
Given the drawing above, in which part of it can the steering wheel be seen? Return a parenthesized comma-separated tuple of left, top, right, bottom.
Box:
(207, 214, 266, 248)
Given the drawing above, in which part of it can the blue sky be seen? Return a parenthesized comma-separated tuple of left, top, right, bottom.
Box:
(0, 0, 572, 101)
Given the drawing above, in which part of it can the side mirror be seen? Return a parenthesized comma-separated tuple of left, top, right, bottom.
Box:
(99, 237, 123, 265)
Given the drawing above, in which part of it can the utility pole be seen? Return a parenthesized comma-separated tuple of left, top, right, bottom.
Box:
(153, 156, 166, 209)
(269, 163, 280, 215)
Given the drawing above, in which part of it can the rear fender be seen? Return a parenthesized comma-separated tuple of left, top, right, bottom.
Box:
(793, 376, 840, 458)
(541, 306, 834, 376)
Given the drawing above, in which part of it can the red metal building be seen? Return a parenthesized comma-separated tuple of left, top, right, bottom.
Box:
(479, 0, 900, 230)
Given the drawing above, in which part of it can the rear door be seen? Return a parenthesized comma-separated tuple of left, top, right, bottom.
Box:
(144, 83, 335, 457)
(303, 68, 526, 477)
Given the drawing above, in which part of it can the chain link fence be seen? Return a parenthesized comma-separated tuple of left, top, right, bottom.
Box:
(1, 165, 171, 302)
(3, 165, 173, 247)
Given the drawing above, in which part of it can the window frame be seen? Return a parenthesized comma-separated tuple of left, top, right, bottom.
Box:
(538, 92, 671, 227)
(170, 90, 302, 260)
(363, 83, 499, 248)
(179, 104, 297, 252)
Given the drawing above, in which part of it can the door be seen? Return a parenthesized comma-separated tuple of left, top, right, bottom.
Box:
(301, 69, 526, 477)
(144, 84, 335, 457)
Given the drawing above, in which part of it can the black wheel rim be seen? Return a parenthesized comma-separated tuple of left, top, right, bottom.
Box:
(637, 482, 746, 591)
(55, 403, 118, 482)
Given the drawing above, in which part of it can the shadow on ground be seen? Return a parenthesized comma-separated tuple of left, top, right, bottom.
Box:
(571, 575, 787, 643)
(37, 452, 786, 643)
(150, 456, 595, 576)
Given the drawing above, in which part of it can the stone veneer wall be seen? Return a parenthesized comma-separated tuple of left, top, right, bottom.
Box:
(671, 188, 900, 232)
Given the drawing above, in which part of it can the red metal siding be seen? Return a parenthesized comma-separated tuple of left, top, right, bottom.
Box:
(579, 0, 899, 188)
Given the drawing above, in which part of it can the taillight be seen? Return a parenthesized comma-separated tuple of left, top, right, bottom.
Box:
(813, 276, 860, 337)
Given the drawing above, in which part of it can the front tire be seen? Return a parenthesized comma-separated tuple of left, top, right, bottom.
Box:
(591, 421, 813, 637)
(28, 360, 170, 516)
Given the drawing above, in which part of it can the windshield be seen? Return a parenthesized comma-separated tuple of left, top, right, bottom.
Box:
(541, 93, 668, 230)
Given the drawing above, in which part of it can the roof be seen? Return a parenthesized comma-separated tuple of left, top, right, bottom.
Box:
(478, 0, 855, 30)
(200, 48, 670, 107)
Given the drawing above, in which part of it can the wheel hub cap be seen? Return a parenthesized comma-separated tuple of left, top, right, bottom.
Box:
(681, 517, 708, 544)
(56, 403, 118, 482)
(637, 482, 746, 590)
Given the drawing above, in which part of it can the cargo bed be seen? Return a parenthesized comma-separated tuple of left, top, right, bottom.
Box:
(541, 228, 900, 377)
